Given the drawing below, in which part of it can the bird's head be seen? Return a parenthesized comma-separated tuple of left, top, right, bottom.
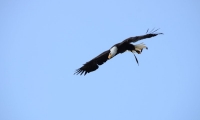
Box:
(108, 46, 118, 59)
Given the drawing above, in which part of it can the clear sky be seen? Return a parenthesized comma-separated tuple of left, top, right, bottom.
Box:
(1, 0, 200, 120)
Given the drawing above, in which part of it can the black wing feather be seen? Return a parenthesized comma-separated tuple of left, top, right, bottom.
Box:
(74, 50, 110, 76)
(124, 33, 163, 43)
(75, 29, 163, 76)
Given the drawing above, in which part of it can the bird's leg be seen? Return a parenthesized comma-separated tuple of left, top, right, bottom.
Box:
(133, 53, 139, 65)
(129, 50, 139, 65)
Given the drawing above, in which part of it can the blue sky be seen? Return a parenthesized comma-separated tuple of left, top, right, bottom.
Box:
(1, 0, 200, 120)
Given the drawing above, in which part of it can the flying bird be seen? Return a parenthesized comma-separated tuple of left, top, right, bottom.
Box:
(74, 29, 163, 76)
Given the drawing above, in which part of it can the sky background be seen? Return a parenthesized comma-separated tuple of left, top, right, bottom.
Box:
(1, 0, 200, 120)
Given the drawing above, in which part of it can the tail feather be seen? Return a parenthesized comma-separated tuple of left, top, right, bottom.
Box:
(132, 43, 148, 54)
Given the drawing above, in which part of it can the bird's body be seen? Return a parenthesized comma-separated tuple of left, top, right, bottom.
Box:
(108, 42, 134, 58)
(74, 29, 163, 76)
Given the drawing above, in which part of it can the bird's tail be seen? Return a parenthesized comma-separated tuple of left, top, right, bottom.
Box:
(132, 43, 148, 54)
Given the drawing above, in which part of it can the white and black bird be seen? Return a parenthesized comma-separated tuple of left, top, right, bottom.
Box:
(74, 29, 163, 76)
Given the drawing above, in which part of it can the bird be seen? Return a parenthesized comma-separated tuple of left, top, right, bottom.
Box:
(74, 29, 163, 76)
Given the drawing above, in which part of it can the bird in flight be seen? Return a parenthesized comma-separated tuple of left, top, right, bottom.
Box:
(74, 29, 163, 76)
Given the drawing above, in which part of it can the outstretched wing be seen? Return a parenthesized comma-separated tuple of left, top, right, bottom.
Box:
(74, 50, 110, 76)
(123, 29, 163, 43)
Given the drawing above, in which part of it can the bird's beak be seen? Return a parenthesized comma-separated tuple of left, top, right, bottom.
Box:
(108, 53, 112, 59)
